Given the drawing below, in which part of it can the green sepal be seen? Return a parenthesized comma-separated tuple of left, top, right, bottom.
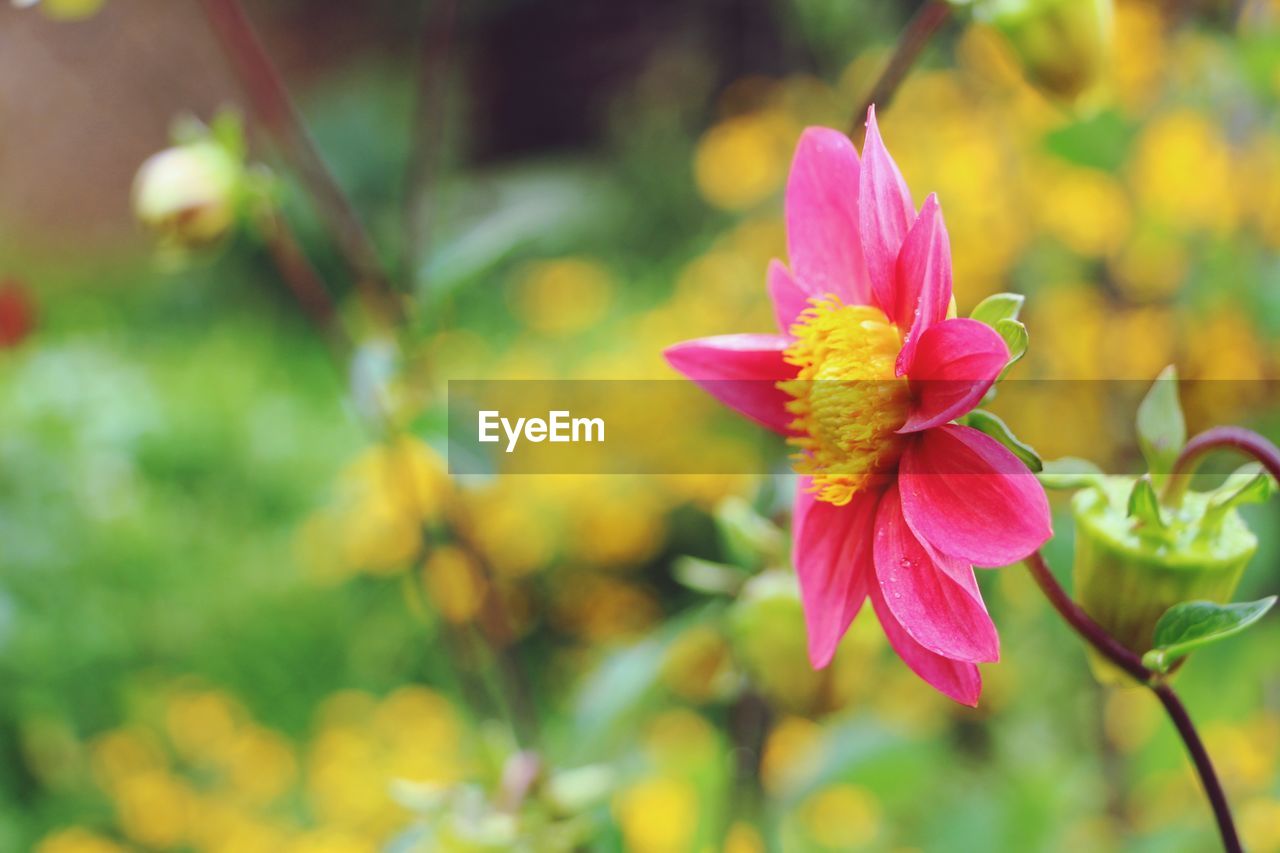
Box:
(1141, 597, 1277, 673)
(965, 409, 1042, 472)
(1127, 476, 1166, 532)
(1038, 456, 1105, 490)
(1207, 463, 1278, 512)
(994, 318, 1028, 379)
(969, 292, 1026, 327)
(1135, 365, 1186, 488)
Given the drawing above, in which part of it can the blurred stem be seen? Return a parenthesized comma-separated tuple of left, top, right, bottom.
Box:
(1163, 426, 1280, 508)
(198, 0, 405, 326)
(1025, 551, 1241, 852)
(259, 212, 349, 361)
(402, 0, 458, 297)
(849, 0, 951, 142)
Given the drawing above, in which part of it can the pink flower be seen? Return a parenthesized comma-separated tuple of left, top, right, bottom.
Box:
(664, 108, 1052, 705)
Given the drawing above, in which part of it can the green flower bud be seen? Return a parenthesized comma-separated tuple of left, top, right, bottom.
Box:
(977, 0, 1113, 101)
(729, 571, 825, 712)
(132, 141, 243, 248)
(1072, 476, 1257, 682)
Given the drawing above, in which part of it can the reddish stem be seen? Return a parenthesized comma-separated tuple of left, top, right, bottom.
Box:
(1165, 425, 1280, 506)
(197, 0, 404, 324)
(1026, 551, 1241, 852)
(850, 0, 952, 142)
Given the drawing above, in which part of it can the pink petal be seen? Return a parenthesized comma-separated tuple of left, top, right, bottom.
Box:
(785, 127, 870, 305)
(872, 484, 999, 663)
(899, 425, 1052, 567)
(792, 480, 878, 668)
(893, 195, 953, 374)
(898, 318, 1009, 433)
(858, 105, 915, 317)
(768, 260, 811, 333)
(664, 334, 798, 434)
(869, 569, 982, 706)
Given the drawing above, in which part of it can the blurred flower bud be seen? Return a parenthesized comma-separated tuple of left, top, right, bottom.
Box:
(977, 0, 1113, 101)
(1072, 475, 1258, 683)
(0, 278, 36, 349)
(132, 141, 243, 248)
(729, 571, 829, 714)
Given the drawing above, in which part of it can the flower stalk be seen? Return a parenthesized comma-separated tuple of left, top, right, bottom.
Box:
(1025, 550, 1242, 853)
(850, 1, 952, 142)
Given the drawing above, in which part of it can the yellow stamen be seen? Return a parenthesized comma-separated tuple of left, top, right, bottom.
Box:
(779, 299, 911, 505)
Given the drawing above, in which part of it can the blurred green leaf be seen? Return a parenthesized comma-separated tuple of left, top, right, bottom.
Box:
(1042, 109, 1135, 171)
(714, 496, 786, 569)
(1142, 597, 1277, 673)
(1136, 365, 1185, 487)
(672, 556, 745, 596)
(1038, 457, 1105, 490)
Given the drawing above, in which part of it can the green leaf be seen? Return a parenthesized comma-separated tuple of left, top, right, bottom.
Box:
(994, 318, 1028, 379)
(1127, 476, 1166, 530)
(1142, 597, 1278, 673)
(1136, 365, 1186, 487)
(969, 292, 1025, 327)
(1038, 456, 1106, 490)
(965, 409, 1042, 472)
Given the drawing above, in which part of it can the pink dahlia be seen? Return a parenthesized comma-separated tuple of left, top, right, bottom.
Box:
(665, 108, 1052, 705)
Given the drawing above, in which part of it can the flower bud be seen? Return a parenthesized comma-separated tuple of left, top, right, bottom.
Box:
(980, 0, 1113, 101)
(1072, 475, 1257, 682)
(729, 571, 831, 713)
(132, 141, 243, 248)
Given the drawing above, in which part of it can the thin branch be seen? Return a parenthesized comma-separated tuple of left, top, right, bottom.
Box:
(197, 0, 405, 325)
(850, 0, 951, 142)
(1025, 550, 1241, 852)
(402, 0, 458, 297)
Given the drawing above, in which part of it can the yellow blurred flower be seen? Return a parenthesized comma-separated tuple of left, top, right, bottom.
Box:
(113, 769, 196, 849)
(1036, 162, 1132, 258)
(89, 727, 168, 793)
(1110, 0, 1167, 110)
(724, 821, 765, 853)
(800, 784, 882, 849)
(1130, 110, 1238, 234)
(164, 687, 244, 767)
(35, 828, 127, 853)
(225, 725, 297, 806)
(761, 716, 823, 797)
(1240, 796, 1280, 852)
(511, 258, 614, 336)
(423, 545, 485, 624)
(614, 775, 700, 853)
(694, 110, 796, 211)
(1103, 687, 1161, 753)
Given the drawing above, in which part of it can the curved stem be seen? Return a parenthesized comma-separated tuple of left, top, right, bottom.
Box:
(1164, 425, 1280, 507)
(849, 0, 951, 141)
(1025, 550, 1241, 852)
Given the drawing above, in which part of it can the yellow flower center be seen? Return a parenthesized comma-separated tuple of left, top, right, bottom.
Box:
(779, 299, 911, 505)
